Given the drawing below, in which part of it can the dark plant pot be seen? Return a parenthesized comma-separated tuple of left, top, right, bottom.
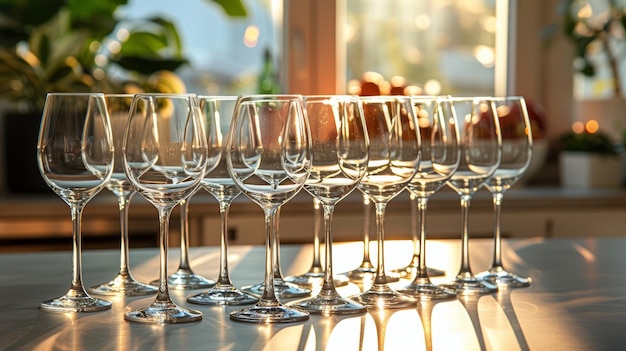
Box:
(3, 111, 50, 194)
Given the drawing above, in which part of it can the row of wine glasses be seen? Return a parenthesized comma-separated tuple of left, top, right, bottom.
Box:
(37, 92, 532, 325)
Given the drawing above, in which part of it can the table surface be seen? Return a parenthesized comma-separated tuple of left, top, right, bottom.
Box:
(1, 236, 625, 351)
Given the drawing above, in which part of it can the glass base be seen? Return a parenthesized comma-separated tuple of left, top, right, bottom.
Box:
(242, 279, 311, 298)
(476, 268, 532, 288)
(90, 273, 157, 296)
(187, 284, 259, 306)
(341, 267, 400, 283)
(396, 282, 457, 301)
(392, 265, 446, 278)
(285, 272, 349, 288)
(230, 303, 310, 323)
(292, 292, 367, 315)
(349, 283, 417, 309)
(151, 270, 215, 290)
(440, 276, 498, 295)
(40, 290, 112, 313)
(124, 301, 202, 324)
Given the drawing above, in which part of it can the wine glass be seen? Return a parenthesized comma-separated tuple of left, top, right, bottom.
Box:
(89, 94, 157, 296)
(392, 97, 450, 281)
(291, 95, 369, 315)
(476, 96, 533, 287)
(441, 96, 502, 295)
(123, 93, 209, 324)
(37, 93, 114, 312)
(227, 94, 311, 323)
(186, 95, 259, 305)
(349, 95, 421, 309)
(396, 95, 460, 300)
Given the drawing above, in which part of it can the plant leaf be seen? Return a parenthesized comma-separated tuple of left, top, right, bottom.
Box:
(206, 0, 247, 17)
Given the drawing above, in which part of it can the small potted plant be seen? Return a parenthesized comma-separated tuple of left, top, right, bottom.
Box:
(0, 0, 246, 193)
(559, 120, 623, 188)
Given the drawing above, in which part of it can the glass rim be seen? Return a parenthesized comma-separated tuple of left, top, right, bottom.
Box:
(358, 95, 412, 101)
(197, 95, 238, 100)
(104, 93, 134, 98)
(491, 95, 525, 101)
(132, 92, 196, 98)
(46, 92, 104, 97)
(237, 94, 304, 104)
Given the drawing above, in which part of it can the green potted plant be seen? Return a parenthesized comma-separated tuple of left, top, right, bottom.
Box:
(0, 0, 246, 193)
(559, 122, 623, 188)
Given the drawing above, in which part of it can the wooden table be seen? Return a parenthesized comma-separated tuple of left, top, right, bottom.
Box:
(1, 237, 625, 350)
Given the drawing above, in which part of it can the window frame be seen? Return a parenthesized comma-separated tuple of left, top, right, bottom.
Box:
(284, 0, 573, 142)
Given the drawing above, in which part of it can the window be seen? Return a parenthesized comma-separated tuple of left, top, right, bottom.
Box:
(285, 0, 504, 97)
(121, 0, 500, 98)
(121, 0, 283, 95)
(344, 0, 497, 97)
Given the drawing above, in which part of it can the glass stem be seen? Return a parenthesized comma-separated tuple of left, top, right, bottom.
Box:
(310, 198, 323, 272)
(409, 192, 420, 267)
(361, 195, 373, 268)
(273, 208, 284, 280)
(458, 194, 474, 277)
(491, 192, 504, 269)
(374, 201, 388, 285)
(261, 207, 280, 305)
(321, 203, 337, 293)
(178, 199, 191, 271)
(117, 191, 135, 277)
(70, 204, 86, 294)
(216, 200, 234, 286)
(416, 197, 430, 278)
(156, 206, 175, 303)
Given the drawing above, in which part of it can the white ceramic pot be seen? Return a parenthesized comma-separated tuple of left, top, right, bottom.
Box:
(559, 151, 624, 188)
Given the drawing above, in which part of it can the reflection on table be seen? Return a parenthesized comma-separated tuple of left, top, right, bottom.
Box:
(2, 237, 626, 350)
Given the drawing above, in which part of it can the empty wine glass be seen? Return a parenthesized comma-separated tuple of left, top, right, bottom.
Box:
(291, 95, 368, 315)
(442, 96, 502, 295)
(186, 95, 259, 306)
(89, 94, 157, 296)
(396, 96, 460, 300)
(123, 93, 209, 324)
(37, 93, 114, 312)
(227, 94, 311, 323)
(349, 95, 421, 309)
(392, 97, 450, 281)
(476, 96, 533, 287)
